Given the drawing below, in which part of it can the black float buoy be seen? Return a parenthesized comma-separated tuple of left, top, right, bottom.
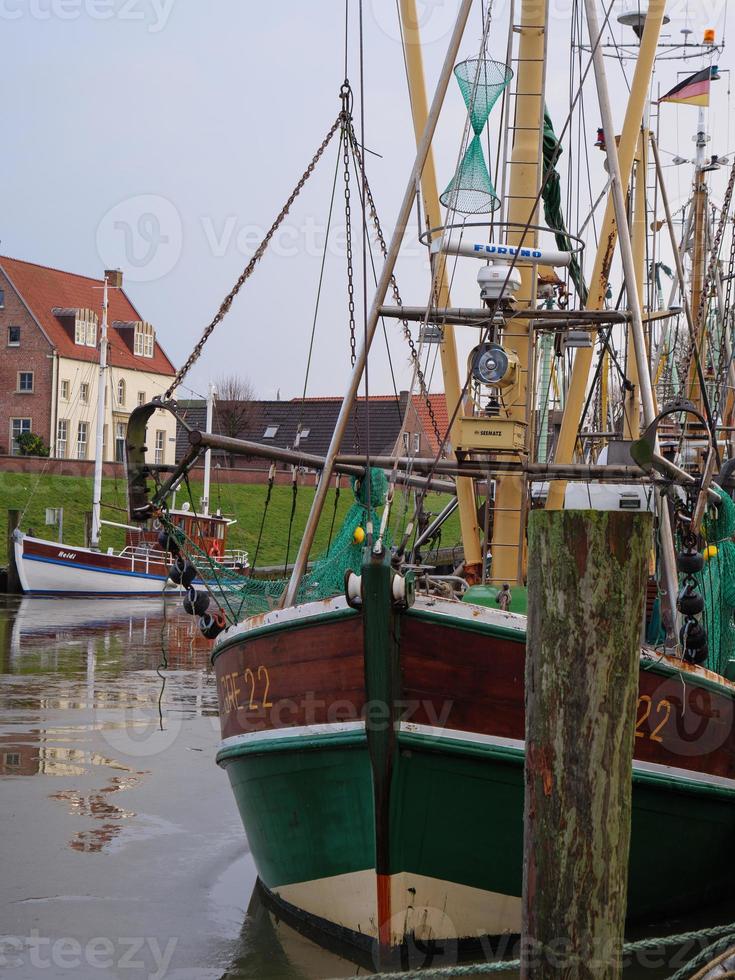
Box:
(183, 586, 210, 617)
(199, 610, 226, 640)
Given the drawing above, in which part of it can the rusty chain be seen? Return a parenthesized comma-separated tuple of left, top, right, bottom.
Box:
(341, 96, 357, 370)
(347, 129, 444, 454)
(164, 115, 342, 400)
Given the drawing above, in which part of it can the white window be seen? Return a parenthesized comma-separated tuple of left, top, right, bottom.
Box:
(137, 391, 146, 406)
(263, 425, 279, 438)
(17, 372, 33, 392)
(10, 418, 31, 455)
(80, 383, 89, 404)
(299, 427, 310, 440)
(0, 289, 5, 308)
(74, 309, 97, 347)
(402, 432, 409, 454)
(60, 379, 70, 400)
(134, 321, 155, 358)
(56, 419, 68, 458)
(154, 429, 165, 465)
(115, 422, 126, 463)
(7, 326, 20, 346)
(117, 378, 126, 406)
(413, 432, 421, 454)
(4, 752, 20, 767)
(77, 421, 88, 460)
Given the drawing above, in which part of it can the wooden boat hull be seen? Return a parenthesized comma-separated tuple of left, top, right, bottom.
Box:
(14, 534, 170, 595)
(213, 596, 735, 950)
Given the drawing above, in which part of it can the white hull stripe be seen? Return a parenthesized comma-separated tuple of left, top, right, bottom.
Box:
(23, 553, 168, 581)
(218, 721, 735, 791)
(219, 721, 365, 751)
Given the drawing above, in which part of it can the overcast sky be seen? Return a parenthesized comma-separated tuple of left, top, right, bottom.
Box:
(3, 0, 732, 401)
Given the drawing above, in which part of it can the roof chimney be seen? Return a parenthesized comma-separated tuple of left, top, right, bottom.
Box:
(105, 269, 123, 289)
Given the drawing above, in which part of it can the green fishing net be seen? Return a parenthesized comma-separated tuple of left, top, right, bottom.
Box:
(698, 485, 735, 674)
(454, 58, 512, 135)
(164, 468, 389, 623)
(441, 134, 500, 214)
(440, 58, 512, 215)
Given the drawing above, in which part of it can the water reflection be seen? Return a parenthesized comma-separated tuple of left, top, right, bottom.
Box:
(1, 595, 733, 980)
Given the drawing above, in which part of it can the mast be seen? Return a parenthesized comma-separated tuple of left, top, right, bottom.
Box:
(90, 275, 109, 550)
(687, 107, 709, 410)
(282, 0, 474, 608)
(545, 0, 667, 510)
(398, 0, 483, 579)
(201, 382, 216, 516)
(489, 0, 548, 585)
(623, 131, 649, 440)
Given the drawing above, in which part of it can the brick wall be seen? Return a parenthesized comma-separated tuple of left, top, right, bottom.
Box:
(0, 270, 53, 454)
(0, 454, 283, 484)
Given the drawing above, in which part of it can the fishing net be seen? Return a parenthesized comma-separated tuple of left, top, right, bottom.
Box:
(542, 108, 588, 304)
(698, 485, 735, 674)
(162, 468, 389, 624)
(440, 58, 512, 215)
(441, 135, 500, 214)
(454, 58, 512, 134)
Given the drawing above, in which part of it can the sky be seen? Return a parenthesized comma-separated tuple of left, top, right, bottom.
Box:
(2, 0, 732, 402)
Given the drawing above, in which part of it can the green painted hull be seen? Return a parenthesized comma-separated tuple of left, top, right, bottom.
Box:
(219, 728, 735, 932)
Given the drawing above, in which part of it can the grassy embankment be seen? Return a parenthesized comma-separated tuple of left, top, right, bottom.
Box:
(0, 471, 459, 568)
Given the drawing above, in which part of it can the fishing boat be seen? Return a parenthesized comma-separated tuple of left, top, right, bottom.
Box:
(14, 324, 247, 594)
(124, 0, 735, 959)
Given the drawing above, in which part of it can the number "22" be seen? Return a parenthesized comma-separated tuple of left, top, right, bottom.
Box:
(243, 666, 273, 710)
(635, 695, 672, 743)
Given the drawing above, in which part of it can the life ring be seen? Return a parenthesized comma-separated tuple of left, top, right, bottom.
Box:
(208, 541, 222, 558)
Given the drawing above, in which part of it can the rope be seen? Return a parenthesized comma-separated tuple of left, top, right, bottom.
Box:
(338, 922, 735, 980)
(251, 462, 275, 570)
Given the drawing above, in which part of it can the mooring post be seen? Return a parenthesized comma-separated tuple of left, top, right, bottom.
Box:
(6, 509, 21, 595)
(522, 509, 651, 978)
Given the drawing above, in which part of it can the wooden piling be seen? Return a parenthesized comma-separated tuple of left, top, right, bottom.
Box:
(6, 509, 22, 595)
(522, 510, 651, 979)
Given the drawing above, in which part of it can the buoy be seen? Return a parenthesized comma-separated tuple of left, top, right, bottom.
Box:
(183, 586, 210, 617)
(704, 544, 718, 561)
(353, 526, 366, 545)
(199, 609, 227, 640)
(158, 530, 179, 555)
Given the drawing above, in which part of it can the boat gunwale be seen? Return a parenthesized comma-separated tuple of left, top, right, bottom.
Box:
(211, 594, 735, 700)
(216, 721, 735, 800)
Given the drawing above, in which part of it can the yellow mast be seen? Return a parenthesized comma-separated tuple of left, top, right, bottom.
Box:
(546, 0, 667, 509)
(399, 0, 483, 579)
(489, 0, 548, 585)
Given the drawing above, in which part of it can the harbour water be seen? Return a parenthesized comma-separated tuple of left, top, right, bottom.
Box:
(1, 594, 733, 980)
(0, 596, 363, 980)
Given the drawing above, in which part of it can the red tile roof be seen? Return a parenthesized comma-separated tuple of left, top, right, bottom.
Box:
(412, 393, 449, 455)
(0, 255, 175, 376)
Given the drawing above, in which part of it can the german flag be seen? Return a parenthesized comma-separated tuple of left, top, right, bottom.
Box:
(659, 66, 718, 107)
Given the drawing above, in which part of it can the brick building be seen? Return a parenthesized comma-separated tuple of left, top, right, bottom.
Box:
(0, 256, 177, 461)
(175, 391, 450, 471)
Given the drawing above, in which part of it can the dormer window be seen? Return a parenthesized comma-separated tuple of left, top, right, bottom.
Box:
(74, 309, 97, 347)
(134, 321, 155, 358)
